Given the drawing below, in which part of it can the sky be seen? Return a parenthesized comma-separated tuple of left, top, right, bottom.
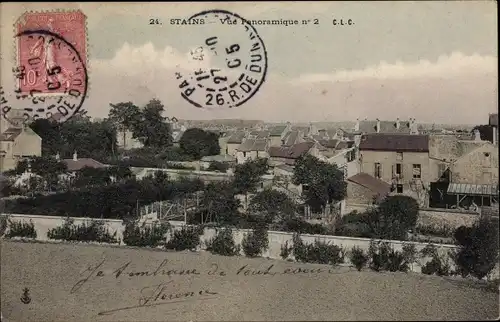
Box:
(0, 1, 497, 124)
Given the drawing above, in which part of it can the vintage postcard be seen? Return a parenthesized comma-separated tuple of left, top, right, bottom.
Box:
(0, 1, 498, 321)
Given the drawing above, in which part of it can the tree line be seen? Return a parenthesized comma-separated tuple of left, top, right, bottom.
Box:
(26, 99, 221, 165)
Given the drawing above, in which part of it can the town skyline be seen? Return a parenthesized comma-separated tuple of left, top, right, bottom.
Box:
(0, 2, 497, 125)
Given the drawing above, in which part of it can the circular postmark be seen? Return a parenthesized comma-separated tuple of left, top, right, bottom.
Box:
(176, 10, 268, 109)
(1, 29, 88, 124)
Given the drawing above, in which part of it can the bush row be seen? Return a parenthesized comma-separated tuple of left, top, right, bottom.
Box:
(3, 217, 497, 281)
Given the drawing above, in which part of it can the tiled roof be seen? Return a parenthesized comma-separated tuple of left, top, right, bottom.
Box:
(359, 120, 411, 134)
(248, 130, 270, 139)
(0, 128, 22, 141)
(318, 139, 339, 149)
(269, 141, 315, 159)
(63, 158, 108, 172)
(227, 132, 246, 144)
(237, 138, 268, 152)
(359, 134, 429, 152)
(269, 125, 288, 137)
(348, 172, 391, 198)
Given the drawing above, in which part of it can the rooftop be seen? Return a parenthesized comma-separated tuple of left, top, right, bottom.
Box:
(359, 134, 429, 152)
(269, 141, 315, 159)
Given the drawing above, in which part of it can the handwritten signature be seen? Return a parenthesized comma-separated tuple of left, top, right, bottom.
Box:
(70, 259, 201, 294)
(97, 281, 218, 316)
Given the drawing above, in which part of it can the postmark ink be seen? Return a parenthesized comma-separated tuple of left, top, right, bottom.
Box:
(176, 9, 268, 109)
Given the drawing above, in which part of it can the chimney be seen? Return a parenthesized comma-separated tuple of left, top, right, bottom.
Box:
(396, 118, 400, 129)
(410, 118, 418, 134)
(73, 150, 78, 161)
(354, 118, 360, 131)
(474, 129, 481, 141)
(376, 118, 381, 133)
(493, 126, 497, 146)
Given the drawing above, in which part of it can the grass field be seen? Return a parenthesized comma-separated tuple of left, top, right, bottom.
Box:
(1, 240, 498, 321)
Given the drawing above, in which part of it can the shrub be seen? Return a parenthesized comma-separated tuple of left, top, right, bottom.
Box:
(280, 240, 292, 260)
(206, 228, 240, 256)
(451, 218, 499, 280)
(402, 242, 418, 271)
(5, 219, 37, 239)
(122, 220, 170, 247)
(415, 223, 454, 238)
(47, 218, 119, 243)
(349, 246, 369, 271)
(0, 215, 9, 237)
(242, 227, 269, 257)
(167, 163, 196, 170)
(280, 218, 331, 235)
(165, 226, 201, 251)
(420, 244, 452, 276)
(206, 161, 230, 172)
(291, 233, 345, 265)
(368, 240, 410, 273)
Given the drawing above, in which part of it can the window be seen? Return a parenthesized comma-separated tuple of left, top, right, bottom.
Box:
(374, 162, 382, 178)
(396, 184, 403, 193)
(395, 163, 402, 176)
(483, 152, 491, 167)
(396, 152, 403, 161)
(412, 164, 421, 179)
(243, 152, 247, 158)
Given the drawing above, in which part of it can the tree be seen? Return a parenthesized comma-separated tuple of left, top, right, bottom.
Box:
(199, 181, 240, 224)
(248, 189, 298, 223)
(73, 167, 112, 188)
(30, 117, 117, 159)
(472, 124, 494, 143)
(452, 218, 499, 280)
(363, 195, 420, 240)
(29, 118, 63, 156)
(233, 158, 269, 210)
(179, 128, 220, 159)
(109, 102, 141, 149)
(293, 155, 346, 213)
(15, 156, 68, 192)
(133, 99, 172, 148)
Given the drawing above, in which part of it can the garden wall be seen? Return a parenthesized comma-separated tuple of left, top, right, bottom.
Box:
(1, 213, 479, 276)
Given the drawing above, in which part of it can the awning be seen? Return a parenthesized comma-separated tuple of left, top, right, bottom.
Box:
(447, 183, 499, 197)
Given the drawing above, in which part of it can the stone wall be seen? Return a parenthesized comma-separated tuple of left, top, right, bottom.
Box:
(1, 213, 481, 276)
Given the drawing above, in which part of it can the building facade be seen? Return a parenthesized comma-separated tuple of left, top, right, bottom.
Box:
(359, 134, 430, 205)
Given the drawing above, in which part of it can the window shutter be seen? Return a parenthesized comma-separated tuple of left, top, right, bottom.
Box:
(392, 164, 395, 177)
(380, 164, 383, 179)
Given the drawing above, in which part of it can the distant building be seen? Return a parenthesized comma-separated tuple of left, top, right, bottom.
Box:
(346, 172, 392, 205)
(61, 151, 108, 173)
(236, 139, 269, 164)
(268, 141, 320, 166)
(359, 133, 430, 205)
(268, 124, 291, 147)
(0, 111, 42, 172)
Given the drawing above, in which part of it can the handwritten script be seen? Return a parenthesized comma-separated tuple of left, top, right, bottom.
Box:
(70, 258, 343, 316)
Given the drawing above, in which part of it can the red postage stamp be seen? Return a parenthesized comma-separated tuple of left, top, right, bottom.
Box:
(15, 10, 87, 96)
